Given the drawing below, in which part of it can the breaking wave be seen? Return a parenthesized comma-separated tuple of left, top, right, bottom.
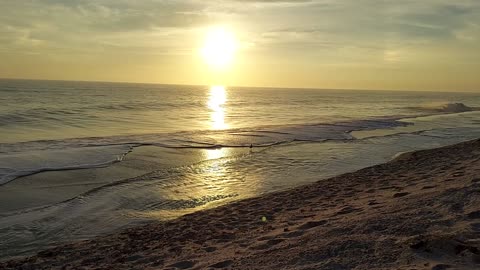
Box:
(410, 102, 477, 113)
(0, 102, 478, 186)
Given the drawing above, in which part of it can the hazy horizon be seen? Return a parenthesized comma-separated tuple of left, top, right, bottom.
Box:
(1, 77, 478, 93)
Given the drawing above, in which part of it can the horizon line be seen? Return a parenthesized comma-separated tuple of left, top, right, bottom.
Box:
(0, 77, 477, 94)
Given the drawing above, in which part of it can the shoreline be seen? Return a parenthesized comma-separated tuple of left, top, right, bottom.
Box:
(2, 139, 480, 269)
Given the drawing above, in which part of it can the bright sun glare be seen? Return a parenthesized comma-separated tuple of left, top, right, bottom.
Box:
(201, 27, 237, 69)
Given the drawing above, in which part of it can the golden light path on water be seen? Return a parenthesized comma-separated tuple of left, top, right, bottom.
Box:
(145, 86, 258, 220)
(207, 85, 228, 130)
(204, 148, 229, 160)
(204, 85, 230, 172)
(201, 86, 233, 203)
(205, 85, 229, 159)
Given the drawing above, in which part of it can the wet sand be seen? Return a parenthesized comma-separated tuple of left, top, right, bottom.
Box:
(2, 139, 480, 269)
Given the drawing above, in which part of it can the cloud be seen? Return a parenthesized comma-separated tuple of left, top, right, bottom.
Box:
(1, 1, 211, 32)
(0, 0, 215, 56)
(1, 0, 479, 61)
(248, 1, 480, 47)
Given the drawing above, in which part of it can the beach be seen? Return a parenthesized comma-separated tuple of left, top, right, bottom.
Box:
(3, 80, 480, 261)
(2, 1, 480, 268)
(2, 139, 480, 269)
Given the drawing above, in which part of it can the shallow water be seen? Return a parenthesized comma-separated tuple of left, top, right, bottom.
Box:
(1, 79, 480, 258)
(2, 79, 479, 185)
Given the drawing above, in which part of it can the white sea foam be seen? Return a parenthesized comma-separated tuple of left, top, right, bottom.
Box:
(1, 110, 478, 186)
(410, 102, 477, 113)
(0, 118, 412, 185)
(0, 145, 132, 185)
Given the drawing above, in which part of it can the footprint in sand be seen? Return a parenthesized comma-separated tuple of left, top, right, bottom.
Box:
(393, 192, 410, 198)
(256, 235, 274, 241)
(452, 172, 465, 177)
(209, 260, 233, 268)
(168, 260, 196, 269)
(431, 264, 452, 270)
(335, 206, 361, 215)
(297, 220, 327, 230)
(280, 230, 304, 238)
(204, 246, 216, 252)
(250, 238, 285, 250)
(467, 210, 480, 220)
(471, 223, 480, 232)
(368, 200, 380, 206)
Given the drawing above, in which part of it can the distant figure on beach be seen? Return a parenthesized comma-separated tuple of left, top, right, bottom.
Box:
(250, 144, 253, 149)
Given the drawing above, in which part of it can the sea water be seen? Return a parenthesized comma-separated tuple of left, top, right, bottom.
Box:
(1, 79, 479, 258)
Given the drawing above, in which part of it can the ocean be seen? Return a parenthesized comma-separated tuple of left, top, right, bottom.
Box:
(1, 79, 480, 258)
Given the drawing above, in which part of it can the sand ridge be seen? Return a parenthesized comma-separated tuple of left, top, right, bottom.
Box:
(2, 139, 480, 269)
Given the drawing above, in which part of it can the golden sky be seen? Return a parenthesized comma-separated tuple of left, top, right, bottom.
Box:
(0, 1, 479, 91)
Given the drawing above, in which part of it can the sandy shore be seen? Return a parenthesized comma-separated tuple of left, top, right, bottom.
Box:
(2, 139, 480, 269)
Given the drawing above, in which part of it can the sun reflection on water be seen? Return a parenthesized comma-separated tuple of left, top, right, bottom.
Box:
(204, 147, 229, 160)
(207, 85, 228, 130)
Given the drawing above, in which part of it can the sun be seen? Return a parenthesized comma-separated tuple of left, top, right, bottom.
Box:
(201, 27, 237, 69)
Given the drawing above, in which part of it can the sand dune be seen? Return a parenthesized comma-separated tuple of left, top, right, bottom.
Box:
(2, 139, 480, 269)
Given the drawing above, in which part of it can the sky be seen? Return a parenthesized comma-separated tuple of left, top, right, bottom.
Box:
(0, 0, 479, 91)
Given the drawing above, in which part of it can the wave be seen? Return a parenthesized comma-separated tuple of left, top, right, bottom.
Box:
(0, 117, 412, 185)
(0, 102, 187, 127)
(1, 103, 478, 186)
(409, 102, 478, 113)
(0, 145, 132, 185)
